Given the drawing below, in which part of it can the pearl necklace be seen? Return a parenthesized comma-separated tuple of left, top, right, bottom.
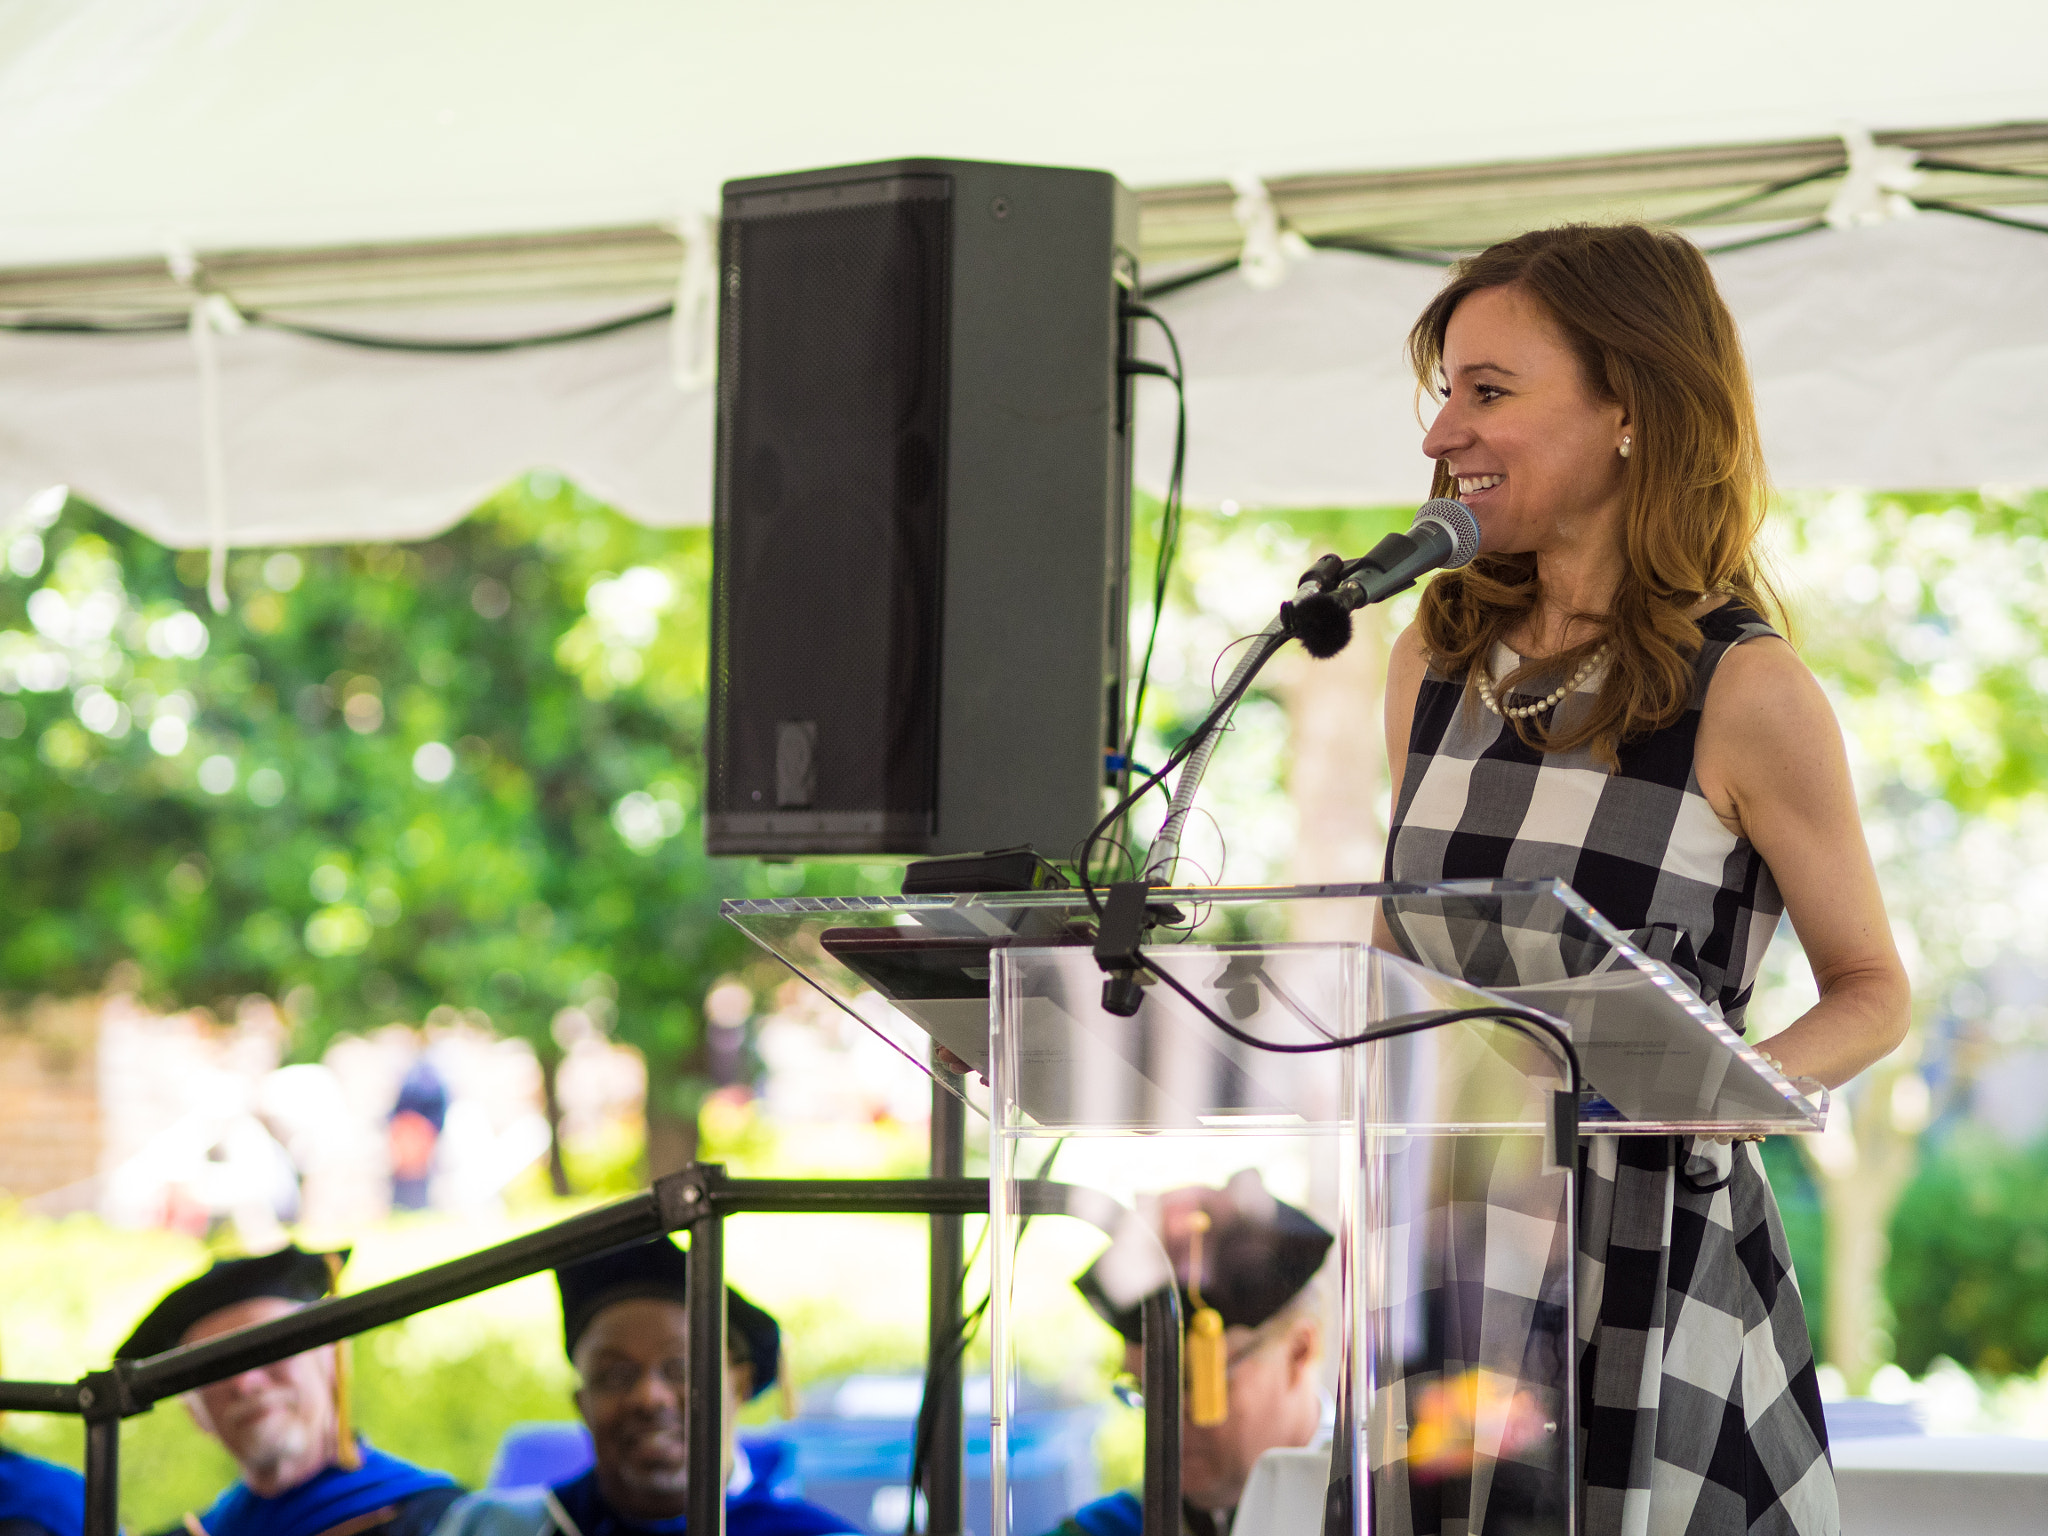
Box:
(1475, 645, 1609, 720)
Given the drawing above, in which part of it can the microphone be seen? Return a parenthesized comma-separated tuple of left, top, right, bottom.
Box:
(1284, 498, 1481, 658)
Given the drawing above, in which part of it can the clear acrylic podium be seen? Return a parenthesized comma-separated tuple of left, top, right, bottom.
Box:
(725, 879, 1826, 1536)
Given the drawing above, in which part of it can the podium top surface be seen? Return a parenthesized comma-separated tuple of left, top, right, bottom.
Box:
(722, 878, 1825, 1134)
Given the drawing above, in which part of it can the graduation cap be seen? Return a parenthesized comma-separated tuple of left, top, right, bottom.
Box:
(116, 1245, 347, 1361)
(1075, 1171, 1333, 1344)
(557, 1237, 781, 1402)
(117, 1245, 364, 1472)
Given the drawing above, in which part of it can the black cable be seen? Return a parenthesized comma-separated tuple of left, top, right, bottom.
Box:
(1693, 217, 1833, 256)
(1118, 304, 1186, 787)
(0, 315, 187, 335)
(1912, 155, 2048, 183)
(1138, 963, 1583, 1096)
(1075, 626, 1293, 915)
(1141, 257, 1243, 300)
(1907, 198, 2048, 236)
(1130, 170, 1874, 304)
(254, 301, 675, 353)
(1663, 164, 1848, 227)
(1303, 234, 1457, 268)
(1106, 304, 1188, 883)
(0, 299, 677, 351)
(904, 1140, 1063, 1534)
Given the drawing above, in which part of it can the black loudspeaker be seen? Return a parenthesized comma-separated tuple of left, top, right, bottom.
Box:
(706, 158, 1138, 857)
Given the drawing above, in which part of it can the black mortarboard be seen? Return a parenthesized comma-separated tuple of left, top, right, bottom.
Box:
(1075, 1172, 1333, 1343)
(556, 1237, 781, 1401)
(117, 1246, 346, 1361)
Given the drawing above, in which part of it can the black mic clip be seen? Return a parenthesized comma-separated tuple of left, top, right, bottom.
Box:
(1092, 879, 1186, 1017)
(1297, 553, 1346, 592)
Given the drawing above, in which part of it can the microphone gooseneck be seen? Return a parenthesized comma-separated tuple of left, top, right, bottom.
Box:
(1139, 500, 1479, 886)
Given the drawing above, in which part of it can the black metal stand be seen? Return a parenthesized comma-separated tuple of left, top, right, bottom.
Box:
(926, 1076, 967, 1536)
(0, 1163, 1181, 1536)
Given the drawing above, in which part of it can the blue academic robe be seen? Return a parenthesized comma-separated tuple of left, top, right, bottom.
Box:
(1047, 1490, 1141, 1536)
(1045, 1490, 1221, 1536)
(550, 1449, 853, 1536)
(192, 1443, 459, 1536)
(0, 1448, 85, 1536)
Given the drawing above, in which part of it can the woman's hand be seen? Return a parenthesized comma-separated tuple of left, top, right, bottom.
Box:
(1695, 637, 1911, 1088)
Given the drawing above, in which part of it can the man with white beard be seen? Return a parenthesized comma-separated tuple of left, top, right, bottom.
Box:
(117, 1248, 462, 1536)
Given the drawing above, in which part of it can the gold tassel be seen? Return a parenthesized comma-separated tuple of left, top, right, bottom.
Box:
(1184, 1212, 1228, 1427)
(324, 1253, 362, 1472)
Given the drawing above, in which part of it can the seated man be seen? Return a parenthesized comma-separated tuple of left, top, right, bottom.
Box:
(0, 1446, 84, 1536)
(118, 1247, 462, 1536)
(437, 1237, 854, 1536)
(1049, 1178, 1332, 1536)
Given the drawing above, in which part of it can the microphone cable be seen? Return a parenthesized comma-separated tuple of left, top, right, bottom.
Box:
(1137, 966, 1582, 1100)
(902, 1137, 1065, 1535)
(1110, 302, 1188, 877)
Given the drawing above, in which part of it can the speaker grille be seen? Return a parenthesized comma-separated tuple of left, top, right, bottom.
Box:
(709, 177, 952, 847)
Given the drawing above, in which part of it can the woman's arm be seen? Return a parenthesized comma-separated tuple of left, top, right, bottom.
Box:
(1372, 624, 1431, 952)
(1695, 637, 1911, 1089)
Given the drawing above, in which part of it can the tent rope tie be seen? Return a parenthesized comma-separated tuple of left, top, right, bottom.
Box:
(1826, 126, 1924, 228)
(188, 295, 242, 615)
(167, 239, 244, 614)
(1230, 171, 1310, 291)
(669, 207, 718, 391)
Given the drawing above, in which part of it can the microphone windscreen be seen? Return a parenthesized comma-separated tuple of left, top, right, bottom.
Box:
(1414, 498, 1481, 569)
(1288, 592, 1354, 659)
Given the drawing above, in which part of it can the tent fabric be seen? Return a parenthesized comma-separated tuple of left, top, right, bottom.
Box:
(4, 2, 2048, 539)
(5, 0, 2047, 270)
(0, 298, 709, 545)
(6, 207, 2046, 547)
(1132, 208, 2048, 508)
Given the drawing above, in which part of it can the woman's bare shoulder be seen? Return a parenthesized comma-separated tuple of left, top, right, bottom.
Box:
(1696, 633, 1842, 829)
(1705, 631, 1822, 723)
(1388, 622, 1430, 680)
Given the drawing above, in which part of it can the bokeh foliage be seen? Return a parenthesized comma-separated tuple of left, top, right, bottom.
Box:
(1886, 1129, 2048, 1377)
(0, 476, 900, 1155)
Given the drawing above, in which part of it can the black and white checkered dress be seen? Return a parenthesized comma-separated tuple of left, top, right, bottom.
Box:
(1383, 602, 1837, 1536)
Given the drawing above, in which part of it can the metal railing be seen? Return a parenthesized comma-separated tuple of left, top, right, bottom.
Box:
(0, 1141, 1182, 1536)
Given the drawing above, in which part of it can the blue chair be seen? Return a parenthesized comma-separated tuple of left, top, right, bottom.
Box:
(485, 1379, 1104, 1535)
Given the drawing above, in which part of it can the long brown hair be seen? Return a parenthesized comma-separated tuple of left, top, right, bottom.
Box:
(1406, 223, 1780, 766)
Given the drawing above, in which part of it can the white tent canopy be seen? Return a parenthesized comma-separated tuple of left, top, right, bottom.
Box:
(8, 0, 2048, 265)
(4, 0, 2048, 545)
(1154, 210, 2048, 508)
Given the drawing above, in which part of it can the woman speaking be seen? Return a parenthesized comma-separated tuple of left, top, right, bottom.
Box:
(1378, 225, 1909, 1535)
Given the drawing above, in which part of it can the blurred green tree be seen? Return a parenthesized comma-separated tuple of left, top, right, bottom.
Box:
(1885, 1128, 2048, 1377)
(1747, 488, 2048, 1388)
(0, 476, 881, 1182)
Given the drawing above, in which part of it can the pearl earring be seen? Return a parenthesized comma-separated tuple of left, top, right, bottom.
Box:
(1619, 436, 1632, 459)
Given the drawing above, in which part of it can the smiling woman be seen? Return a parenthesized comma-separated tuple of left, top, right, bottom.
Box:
(1376, 224, 1910, 1536)
(1406, 226, 1776, 767)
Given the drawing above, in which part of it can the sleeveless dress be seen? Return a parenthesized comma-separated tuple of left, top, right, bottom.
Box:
(1383, 603, 1837, 1536)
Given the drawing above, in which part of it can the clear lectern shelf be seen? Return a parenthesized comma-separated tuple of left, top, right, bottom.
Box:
(721, 878, 1827, 1137)
(723, 880, 1823, 1536)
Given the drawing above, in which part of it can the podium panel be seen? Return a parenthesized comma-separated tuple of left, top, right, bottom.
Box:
(723, 880, 1826, 1536)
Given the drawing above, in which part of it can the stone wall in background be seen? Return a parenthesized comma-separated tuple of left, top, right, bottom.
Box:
(0, 995, 100, 1201)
